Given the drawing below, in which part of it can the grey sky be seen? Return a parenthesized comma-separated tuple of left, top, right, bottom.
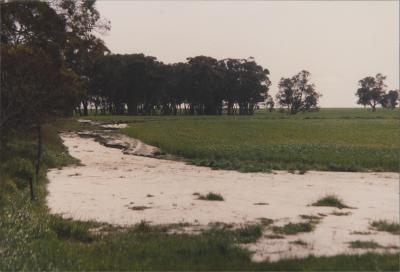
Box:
(96, 1, 399, 107)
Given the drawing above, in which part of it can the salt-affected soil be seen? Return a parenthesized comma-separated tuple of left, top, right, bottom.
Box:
(47, 131, 399, 261)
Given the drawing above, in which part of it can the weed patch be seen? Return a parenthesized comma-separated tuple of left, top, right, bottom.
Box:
(272, 222, 315, 235)
(349, 240, 383, 249)
(370, 220, 400, 235)
(311, 195, 352, 209)
(290, 239, 308, 246)
(197, 192, 224, 201)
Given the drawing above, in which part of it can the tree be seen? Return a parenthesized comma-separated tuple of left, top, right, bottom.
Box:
(380, 90, 399, 109)
(186, 56, 225, 115)
(220, 58, 271, 115)
(356, 73, 386, 111)
(1, 46, 81, 197)
(276, 70, 321, 114)
(53, 0, 110, 115)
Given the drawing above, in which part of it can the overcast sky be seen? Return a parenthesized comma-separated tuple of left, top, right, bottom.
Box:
(96, 1, 399, 107)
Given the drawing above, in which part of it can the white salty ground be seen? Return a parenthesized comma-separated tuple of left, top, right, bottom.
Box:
(47, 132, 400, 261)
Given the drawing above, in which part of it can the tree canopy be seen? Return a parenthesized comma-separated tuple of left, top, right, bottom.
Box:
(84, 55, 272, 116)
(355, 74, 398, 111)
(275, 70, 321, 114)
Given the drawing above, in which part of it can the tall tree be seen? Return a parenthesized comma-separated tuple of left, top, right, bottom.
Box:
(186, 56, 225, 115)
(54, 0, 110, 115)
(276, 70, 321, 114)
(356, 73, 386, 111)
(220, 58, 271, 115)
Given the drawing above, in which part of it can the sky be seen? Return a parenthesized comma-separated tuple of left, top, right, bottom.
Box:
(96, 1, 399, 107)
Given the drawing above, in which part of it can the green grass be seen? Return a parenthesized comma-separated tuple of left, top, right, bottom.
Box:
(349, 240, 383, 249)
(87, 108, 400, 172)
(370, 220, 400, 235)
(197, 192, 224, 201)
(331, 211, 352, 216)
(272, 222, 315, 235)
(290, 239, 308, 246)
(311, 194, 351, 209)
(1, 117, 399, 270)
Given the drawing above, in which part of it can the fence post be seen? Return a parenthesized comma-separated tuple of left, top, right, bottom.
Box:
(29, 176, 35, 200)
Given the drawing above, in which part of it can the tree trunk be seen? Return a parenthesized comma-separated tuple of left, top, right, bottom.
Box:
(371, 101, 376, 111)
(83, 101, 89, 116)
(35, 123, 42, 184)
(127, 101, 138, 115)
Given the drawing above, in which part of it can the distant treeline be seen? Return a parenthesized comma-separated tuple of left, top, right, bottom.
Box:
(85, 55, 271, 116)
(82, 54, 325, 116)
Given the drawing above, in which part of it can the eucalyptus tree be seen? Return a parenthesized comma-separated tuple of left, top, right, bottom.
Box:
(219, 58, 271, 115)
(356, 73, 386, 111)
(276, 70, 321, 114)
(186, 56, 225, 115)
(235, 58, 271, 115)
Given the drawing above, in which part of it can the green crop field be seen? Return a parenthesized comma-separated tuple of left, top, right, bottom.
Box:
(88, 108, 400, 172)
(1, 112, 399, 270)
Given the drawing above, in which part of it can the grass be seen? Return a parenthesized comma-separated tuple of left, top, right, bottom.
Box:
(290, 239, 308, 246)
(258, 218, 274, 226)
(311, 194, 351, 209)
(299, 214, 323, 221)
(370, 220, 400, 235)
(331, 211, 352, 216)
(197, 192, 224, 201)
(272, 222, 315, 235)
(254, 202, 269, 205)
(129, 205, 151, 211)
(0, 117, 399, 270)
(85, 108, 400, 172)
(351, 231, 373, 235)
(349, 240, 383, 249)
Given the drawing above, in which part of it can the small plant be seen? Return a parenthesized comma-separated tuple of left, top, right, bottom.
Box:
(233, 224, 263, 244)
(370, 220, 400, 235)
(197, 192, 224, 201)
(298, 169, 307, 175)
(350, 231, 373, 235)
(265, 234, 285, 239)
(349, 240, 382, 249)
(253, 202, 269, 205)
(311, 194, 351, 209)
(272, 222, 314, 235)
(133, 220, 153, 232)
(258, 217, 274, 226)
(331, 211, 351, 216)
(290, 239, 308, 246)
(129, 205, 151, 211)
(50, 216, 94, 243)
(299, 214, 322, 222)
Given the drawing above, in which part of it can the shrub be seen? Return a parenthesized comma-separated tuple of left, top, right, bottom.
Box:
(311, 195, 351, 209)
(197, 192, 224, 201)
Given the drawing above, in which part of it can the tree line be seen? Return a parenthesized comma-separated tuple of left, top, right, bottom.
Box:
(86, 55, 272, 116)
(82, 53, 324, 116)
